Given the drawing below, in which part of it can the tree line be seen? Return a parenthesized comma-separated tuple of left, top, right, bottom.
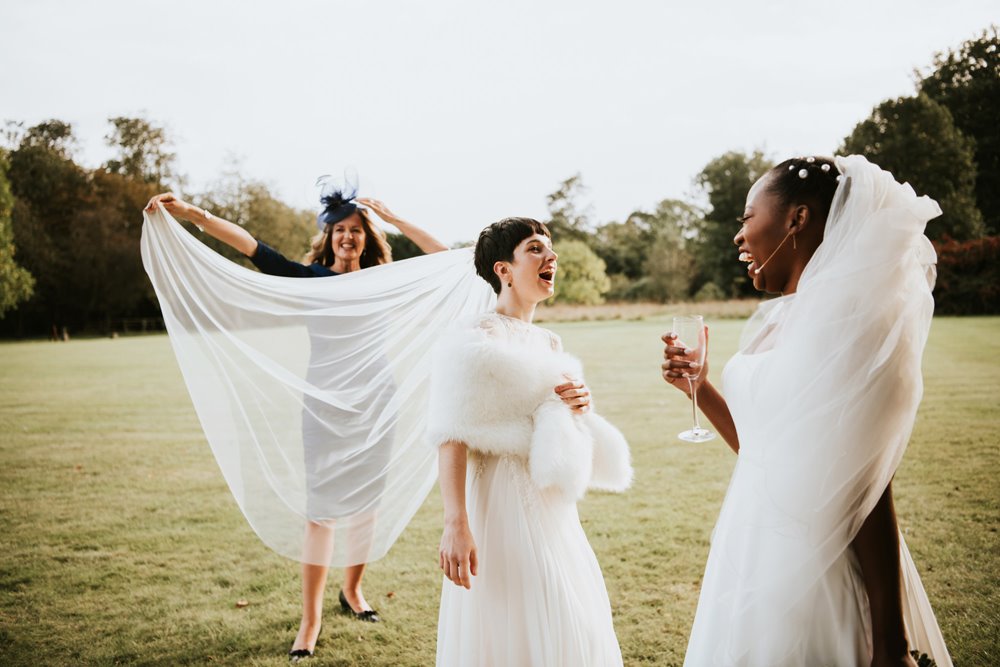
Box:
(548, 26, 997, 312)
(0, 27, 996, 337)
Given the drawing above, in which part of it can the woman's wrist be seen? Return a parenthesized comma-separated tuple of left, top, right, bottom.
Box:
(444, 511, 469, 528)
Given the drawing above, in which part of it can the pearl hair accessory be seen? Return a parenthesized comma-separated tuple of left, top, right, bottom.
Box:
(790, 157, 838, 180)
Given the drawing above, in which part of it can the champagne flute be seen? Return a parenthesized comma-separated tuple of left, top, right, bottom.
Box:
(672, 315, 716, 443)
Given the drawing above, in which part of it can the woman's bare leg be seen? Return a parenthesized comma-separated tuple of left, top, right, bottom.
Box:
(341, 562, 372, 611)
(852, 482, 918, 667)
(341, 514, 377, 612)
(291, 522, 335, 652)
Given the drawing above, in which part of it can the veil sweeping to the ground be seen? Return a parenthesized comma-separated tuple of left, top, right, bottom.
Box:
(141, 208, 495, 566)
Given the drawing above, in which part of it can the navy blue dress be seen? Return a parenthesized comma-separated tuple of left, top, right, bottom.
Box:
(249, 240, 341, 278)
(248, 239, 392, 521)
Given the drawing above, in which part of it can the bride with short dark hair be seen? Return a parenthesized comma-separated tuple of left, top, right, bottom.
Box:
(430, 217, 633, 666)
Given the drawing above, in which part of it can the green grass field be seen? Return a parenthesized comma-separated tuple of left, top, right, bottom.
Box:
(1, 317, 998, 666)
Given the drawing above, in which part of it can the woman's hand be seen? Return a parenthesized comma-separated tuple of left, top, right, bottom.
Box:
(439, 519, 478, 589)
(357, 198, 403, 227)
(359, 197, 449, 253)
(555, 377, 591, 414)
(144, 193, 257, 256)
(144, 192, 196, 220)
(661, 326, 709, 397)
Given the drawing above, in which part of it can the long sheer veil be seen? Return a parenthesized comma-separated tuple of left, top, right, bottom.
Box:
(141, 208, 495, 566)
(696, 155, 951, 665)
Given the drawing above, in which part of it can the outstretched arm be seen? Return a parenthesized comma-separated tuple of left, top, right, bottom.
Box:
(358, 198, 449, 254)
(145, 193, 258, 257)
(438, 440, 477, 589)
(662, 330, 740, 453)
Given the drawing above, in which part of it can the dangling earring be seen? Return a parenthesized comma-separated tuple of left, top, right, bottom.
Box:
(793, 234, 797, 250)
(507, 281, 512, 288)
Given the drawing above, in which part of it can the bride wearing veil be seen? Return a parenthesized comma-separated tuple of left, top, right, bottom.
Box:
(141, 179, 495, 660)
(663, 155, 952, 666)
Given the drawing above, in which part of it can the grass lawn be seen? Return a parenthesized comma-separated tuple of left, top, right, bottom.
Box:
(1, 317, 997, 666)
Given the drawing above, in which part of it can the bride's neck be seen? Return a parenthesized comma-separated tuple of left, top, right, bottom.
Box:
(494, 292, 538, 323)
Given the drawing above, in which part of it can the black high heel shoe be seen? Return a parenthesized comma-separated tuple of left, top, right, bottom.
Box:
(288, 623, 321, 662)
(339, 589, 381, 623)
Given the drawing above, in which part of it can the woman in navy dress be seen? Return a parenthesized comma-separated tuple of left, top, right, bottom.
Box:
(145, 187, 447, 660)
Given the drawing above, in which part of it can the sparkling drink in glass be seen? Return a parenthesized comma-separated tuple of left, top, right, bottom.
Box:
(672, 315, 716, 443)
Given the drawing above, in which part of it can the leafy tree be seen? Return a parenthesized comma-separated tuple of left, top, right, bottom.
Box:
(73, 169, 160, 330)
(193, 166, 313, 266)
(593, 214, 650, 282)
(693, 281, 726, 302)
(18, 120, 76, 157)
(6, 120, 91, 334)
(551, 239, 610, 305)
(0, 151, 34, 317)
(640, 200, 701, 302)
(919, 25, 1000, 233)
(932, 235, 1000, 314)
(841, 93, 984, 240)
(545, 174, 593, 243)
(693, 150, 773, 297)
(104, 116, 176, 186)
(386, 232, 424, 261)
(4, 119, 166, 335)
(642, 231, 695, 302)
(596, 199, 702, 301)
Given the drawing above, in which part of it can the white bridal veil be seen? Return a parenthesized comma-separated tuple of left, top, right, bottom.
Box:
(691, 155, 951, 665)
(141, 208, 495, 566)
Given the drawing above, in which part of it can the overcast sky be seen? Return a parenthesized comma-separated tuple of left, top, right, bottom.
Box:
(2, 1, 996, 242)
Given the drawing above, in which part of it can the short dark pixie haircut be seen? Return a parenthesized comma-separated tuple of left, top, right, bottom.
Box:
(474, 217, 551, 294)
(765, 156, 842, 224)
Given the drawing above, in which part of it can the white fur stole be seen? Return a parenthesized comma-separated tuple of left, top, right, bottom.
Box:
(427, 320, 632, 498)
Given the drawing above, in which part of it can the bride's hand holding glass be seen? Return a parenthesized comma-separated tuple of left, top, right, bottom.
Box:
(661, 330, 709, 397)
(663, 316, 716, 442)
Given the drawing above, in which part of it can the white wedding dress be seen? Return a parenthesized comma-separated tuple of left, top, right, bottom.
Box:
(434, 314, 625, 667)
(683, 156, 953, 666)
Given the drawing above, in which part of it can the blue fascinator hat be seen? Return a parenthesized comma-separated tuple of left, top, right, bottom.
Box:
(315, 170, 361, 230)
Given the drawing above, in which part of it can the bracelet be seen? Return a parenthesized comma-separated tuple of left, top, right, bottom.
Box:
(195, 208, 212, 232)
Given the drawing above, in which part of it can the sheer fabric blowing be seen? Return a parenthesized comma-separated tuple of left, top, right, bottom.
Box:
(685, 155, 952, 666)
(141, 209, 495, 566)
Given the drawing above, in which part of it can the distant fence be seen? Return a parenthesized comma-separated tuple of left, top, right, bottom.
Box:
(115, 318, 166, 334)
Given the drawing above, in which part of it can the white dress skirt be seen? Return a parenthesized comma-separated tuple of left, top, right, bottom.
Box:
(684, 296, 951, 666)
(685, 349, 874, 666)
(436, 450, 624, 667)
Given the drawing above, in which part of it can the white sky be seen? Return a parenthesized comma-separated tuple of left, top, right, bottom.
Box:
(2, 1, 996, 243)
